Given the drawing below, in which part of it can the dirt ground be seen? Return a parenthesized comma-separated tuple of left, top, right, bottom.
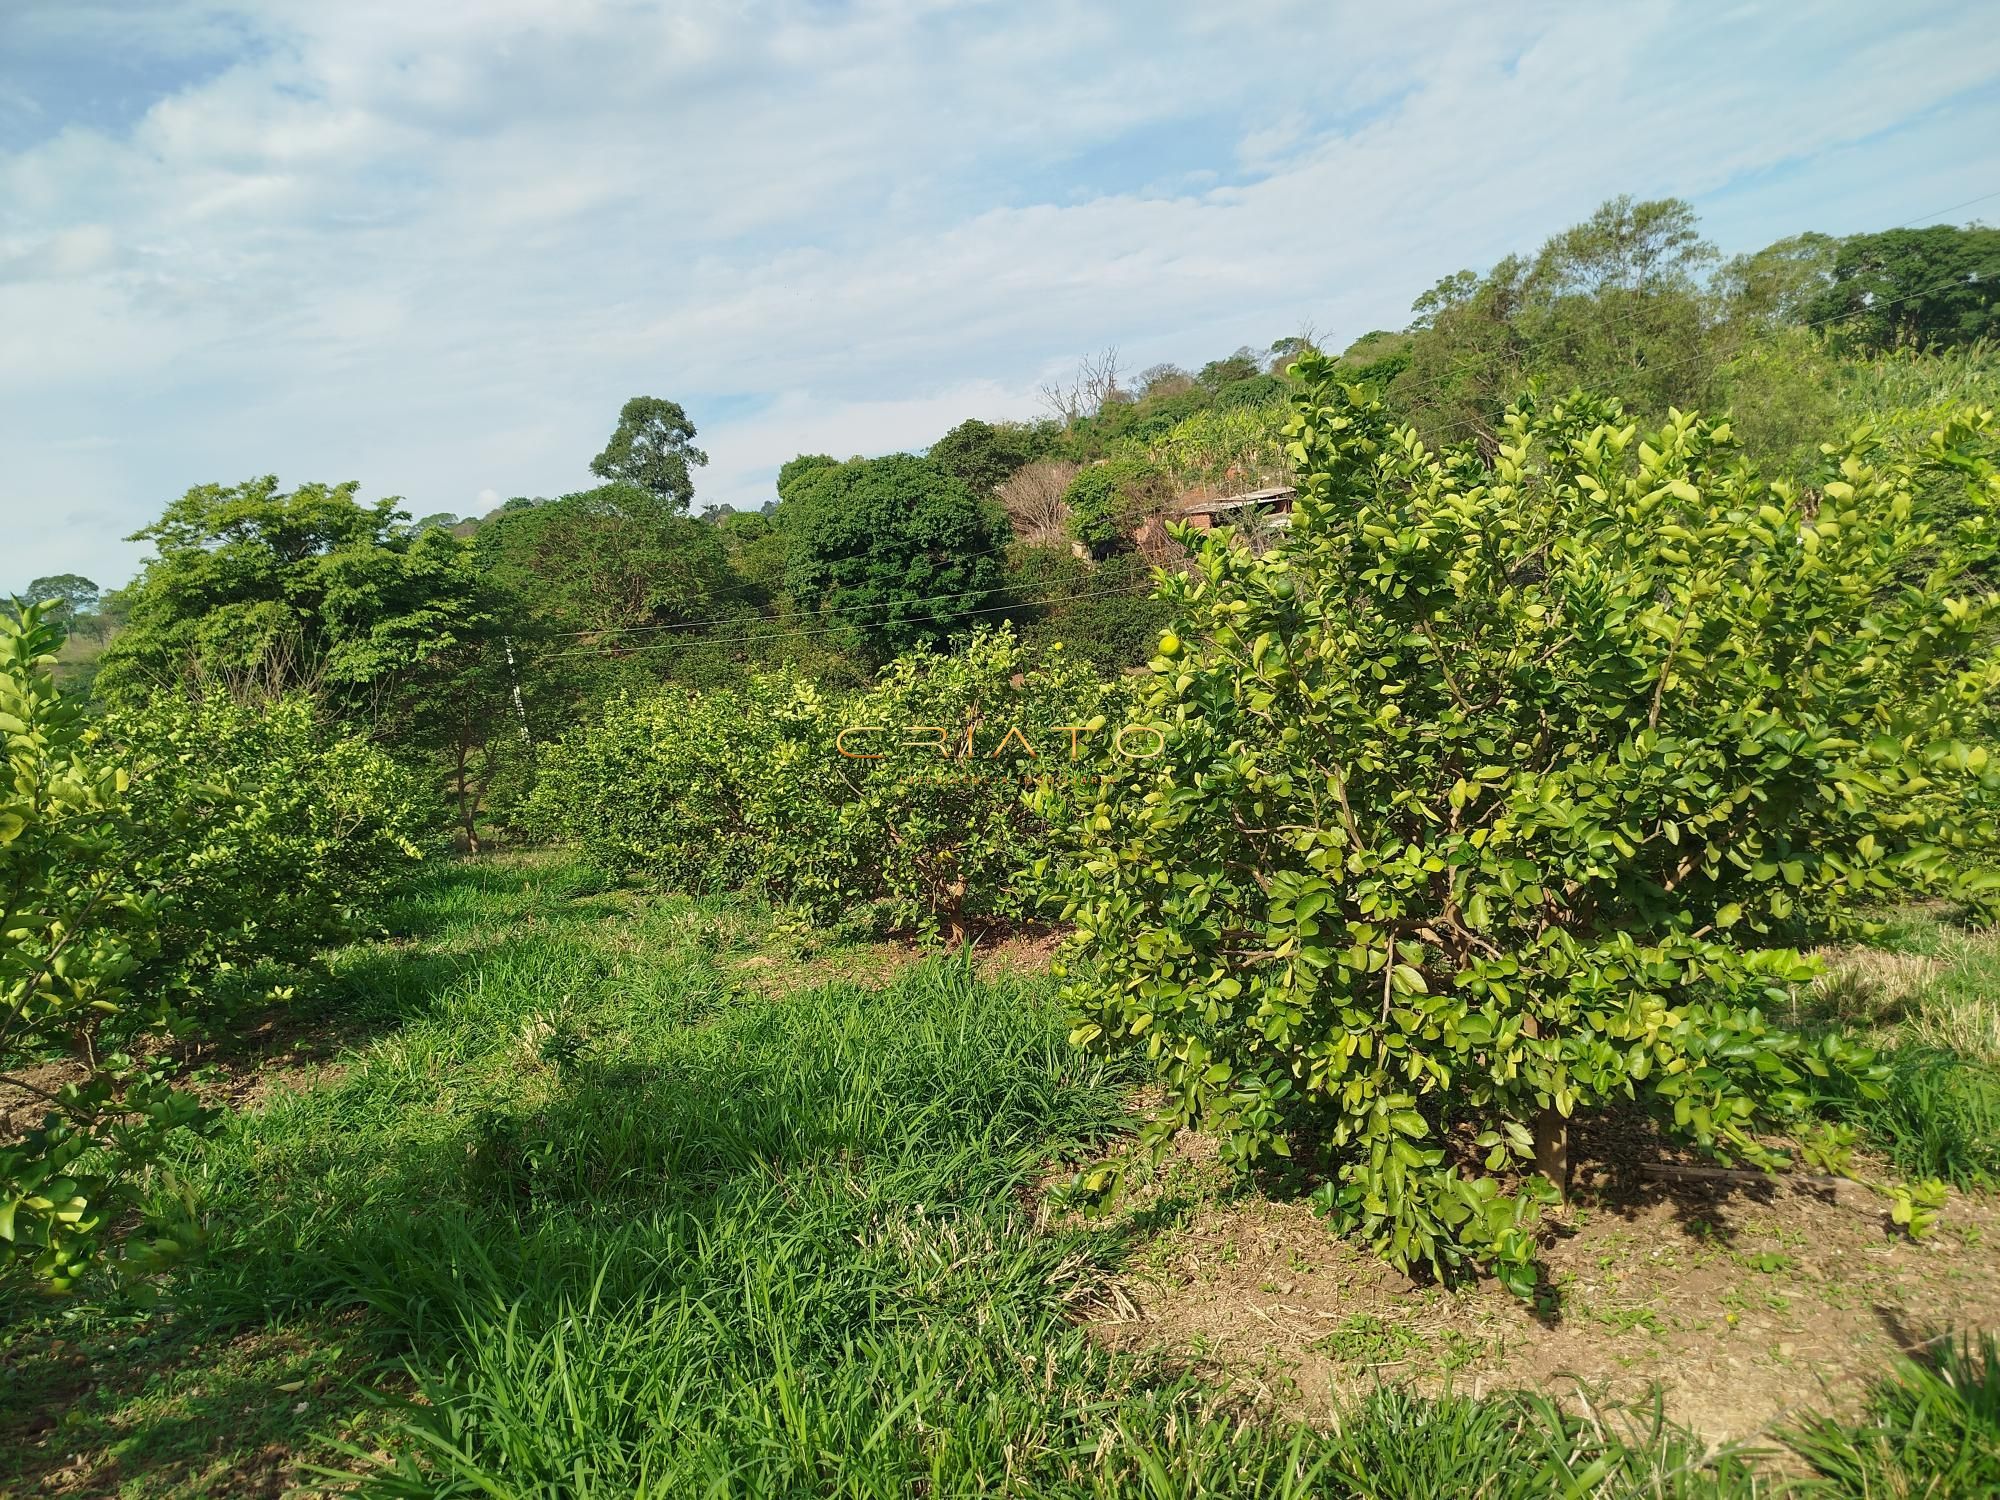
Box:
(1073, 1126, 2000, 1453)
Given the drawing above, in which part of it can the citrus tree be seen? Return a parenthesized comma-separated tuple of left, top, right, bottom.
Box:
(2, 604, 433, 1287)
(529, 629, 1124, 936)
(0, 605, 196, 1286)
(1046, 359, 2000, 1293)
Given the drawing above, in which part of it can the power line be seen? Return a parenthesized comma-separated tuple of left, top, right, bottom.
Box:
(534, 580, 1158, 662)
(540, 561, 1031, 640)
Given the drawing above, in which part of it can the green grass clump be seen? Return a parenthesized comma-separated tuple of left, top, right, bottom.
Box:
(1785, 1332, 2000, 1497)
(1805, 917, 2000, 1188)
(133, 859, 1757, 1495)
(5, 858, 1993, 1496)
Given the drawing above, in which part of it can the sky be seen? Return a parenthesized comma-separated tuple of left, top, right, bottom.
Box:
(5, 0, 2000, 591)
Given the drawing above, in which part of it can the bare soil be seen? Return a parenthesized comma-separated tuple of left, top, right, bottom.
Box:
(1075, 1127, 2000, 1451)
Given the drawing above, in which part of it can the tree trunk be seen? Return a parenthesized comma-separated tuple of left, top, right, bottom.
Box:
(1534, 1106, 1568, 1199)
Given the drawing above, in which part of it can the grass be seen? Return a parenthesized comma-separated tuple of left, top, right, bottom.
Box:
(1804, 914, 2000, 1189)
(1783, 1332, 2000, 1497)
(2, 854, 1997, 1495)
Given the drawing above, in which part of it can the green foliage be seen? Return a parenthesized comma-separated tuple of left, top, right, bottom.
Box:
(97, 478, 508, 717)
(1064, 456, 1170, 554)
(1151, 402, 1293, 495)
(1010, 548, 1171, 673)
(1336, 331, 1414, 391)
(0, 603, 188, 1288)
(1197, 348, 1264, 392)
(105, 693, 436, 1026)
(22, 574, 100, 633)
(1717, 334, 2000, 486)
(781, 454, 1014, 663)
(0, 603, 431, 1288)
(1814, 1045, 2000, 1190)
(1807, 225, 2000, 352)
(775, 452, 839, 504)
(700, 510, 801, 658)
(1707, 327, 1849, 480)
(587, 396, 707, 511)
(1046, 363, 2000, 1294)
(475, 485, 739, 638)
(527, 629, 1121, 934)
(927, 418, 1039, 497)
(1392, 196, 1725, 449)
(1040, 346, 1296, 462)
(1715, 231, 1839, 327)
(473, 481, 744, 716)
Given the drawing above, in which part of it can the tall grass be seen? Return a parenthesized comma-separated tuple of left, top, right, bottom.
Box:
(1805, 922, 2000, 1188)
(1785, 1332, 2000, 1497)
(124, 858, 1763, 1496)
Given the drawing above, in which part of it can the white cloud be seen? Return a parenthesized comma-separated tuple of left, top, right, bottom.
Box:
(3, 0, 1999, 587)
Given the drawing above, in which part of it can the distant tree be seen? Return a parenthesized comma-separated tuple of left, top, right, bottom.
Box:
(475, 482, 747, 713)
(1386, 196, 1722, 445)
(776, 453, 840, 506)
(1526, 195, 1716, 298)
(715, 508, 792, 605)
(1008, 547, 1167, 672)
(1120, 385, 1210, 439)
(412, 512, 464, 533)
(782, 455, 1012, 662)
(997, 460, 1080, 544)
(1064, 456, 1171, 556)
(589, 396, 708, 511)
(1518, 196, 1719, 413)
(98, 478, 507, 715)
(1267, 333, 1321, 368)
(1717, 232, 1840, 327)
(1385, 256, 1533, 446)
(387, 632, 529, 851)
(927, 418, 1036, 497)
(1136, 364, 1197, 399)
(1806, 225, 2000, 351)
(1040, 347, 1123, 425)
(24, 573, 99, 630)
(1408, 270, 1483, 329)
(1334, 330, 1413, 390)
(475, 483, 739, 642)
(1196, 347, 1263, 392)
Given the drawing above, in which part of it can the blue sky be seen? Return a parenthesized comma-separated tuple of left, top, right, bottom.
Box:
(5, 0, 2000, 589)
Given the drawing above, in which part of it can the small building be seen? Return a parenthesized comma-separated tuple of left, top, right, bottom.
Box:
(1174, 485, 1296, 532)
(1132, 484, 1297, 554)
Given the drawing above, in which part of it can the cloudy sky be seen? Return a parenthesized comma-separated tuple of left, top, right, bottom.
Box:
(6, 0, 2000, 590)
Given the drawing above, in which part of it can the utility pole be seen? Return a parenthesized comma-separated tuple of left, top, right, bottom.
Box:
(504, 636, 530, 743)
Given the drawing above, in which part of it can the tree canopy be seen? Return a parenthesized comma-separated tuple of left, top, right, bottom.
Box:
(927, 418, 1039, 497)
(1806, 225, 2000, 351)
(589, 396, 708, 511)
(780, 454, 1012, 662)
(97, 478, 507, 712)
(24, 572, 99, 622)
